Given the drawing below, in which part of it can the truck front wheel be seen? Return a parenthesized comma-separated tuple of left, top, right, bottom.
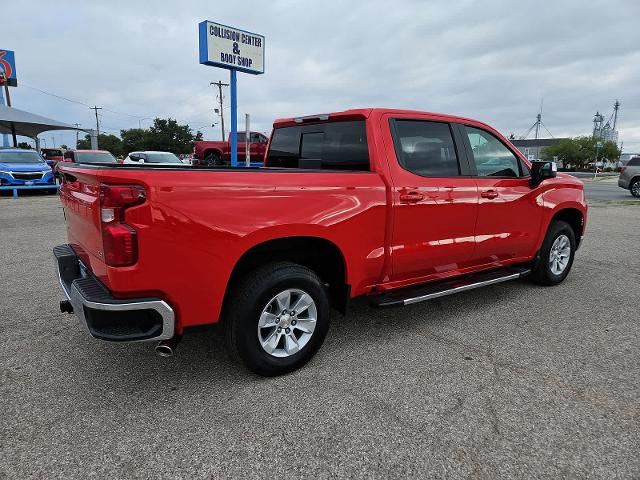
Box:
(225, 262, 330, 376)
(530, 220, 576, 286)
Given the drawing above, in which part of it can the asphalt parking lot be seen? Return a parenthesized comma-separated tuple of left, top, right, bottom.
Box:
(1, 194, 638, 479)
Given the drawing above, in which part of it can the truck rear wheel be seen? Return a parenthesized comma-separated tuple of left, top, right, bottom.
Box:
(630, 179, 640, 198)
(224, 262, 330, 376)
(204, 151, 223, 167)
(530, 220, 576, 286)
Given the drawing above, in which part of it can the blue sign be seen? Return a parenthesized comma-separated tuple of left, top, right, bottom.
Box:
(199, 21, 265, 167)
(0, 49, 17, 87)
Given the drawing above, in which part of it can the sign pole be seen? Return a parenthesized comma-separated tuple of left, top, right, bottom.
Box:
(245, 113, 250, 166)
(230, 69, 238, 167)
(4, 83, 17, 147)
(0, 83, 8, 147)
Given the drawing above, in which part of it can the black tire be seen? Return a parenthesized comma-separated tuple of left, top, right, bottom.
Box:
(224, 262, 330, 376)
(530, 220, 576, 286)
(630, 179, 640, 198)
(204, 152, 223, 167)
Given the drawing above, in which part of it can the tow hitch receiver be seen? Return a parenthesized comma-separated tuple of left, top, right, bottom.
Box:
(60, 300, 74, 314)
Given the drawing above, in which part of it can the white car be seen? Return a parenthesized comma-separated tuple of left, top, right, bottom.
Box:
(123, 151, 183, 165)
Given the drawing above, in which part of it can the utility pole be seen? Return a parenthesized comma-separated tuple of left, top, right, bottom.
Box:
(73, 123, 81, 148)
(210, 81, 228, 141)
(90, 106, 102, 137)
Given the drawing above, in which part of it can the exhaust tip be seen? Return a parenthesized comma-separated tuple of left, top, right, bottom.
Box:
(155, 344, 174, 357)
(155, 335, 181, 357)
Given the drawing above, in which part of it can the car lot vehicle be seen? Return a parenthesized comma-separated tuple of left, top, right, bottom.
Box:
(40, 148, 65, 169)
(54, 108, 587, 376)
(618, 156, 640, 197)
(193, 131, 269, 166)
(0, 148, 55, 187)
(123, 151, 183, 165)
(616, 153, 639, 171)
(62, 149, 118, 165)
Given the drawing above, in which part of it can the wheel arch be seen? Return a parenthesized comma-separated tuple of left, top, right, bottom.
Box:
(203, 148, 223, 158)
(225, 236, 350, 314)
(549, 207, 585, 248)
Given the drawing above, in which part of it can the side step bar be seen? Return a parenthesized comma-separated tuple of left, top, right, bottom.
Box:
(370, 266, 531, 308)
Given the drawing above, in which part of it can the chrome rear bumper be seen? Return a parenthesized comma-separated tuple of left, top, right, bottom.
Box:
(54, 244, 175, 342)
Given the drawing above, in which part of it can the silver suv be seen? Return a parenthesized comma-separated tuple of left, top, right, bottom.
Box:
(618, 156, 640, 197)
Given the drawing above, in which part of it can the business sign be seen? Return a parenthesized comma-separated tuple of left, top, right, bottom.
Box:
(0, 50, 17, 86)
(198, 21, 264, 75)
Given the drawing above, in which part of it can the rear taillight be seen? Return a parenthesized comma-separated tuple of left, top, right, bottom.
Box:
(99, 184, 146, 267)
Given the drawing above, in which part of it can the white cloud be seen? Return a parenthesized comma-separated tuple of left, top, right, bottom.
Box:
(4, 0, 639, 151)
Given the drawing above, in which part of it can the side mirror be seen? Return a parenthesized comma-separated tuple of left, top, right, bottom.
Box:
(529, 161, 557, 188)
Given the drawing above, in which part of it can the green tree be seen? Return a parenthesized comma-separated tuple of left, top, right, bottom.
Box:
(120, 128, 148, 154)
(119, 118, 203, 155)
(77, 133, 124, 157)
(60, 144, 69, 150)
(17, 142, 32, 149)
(542, 136, 620, 170)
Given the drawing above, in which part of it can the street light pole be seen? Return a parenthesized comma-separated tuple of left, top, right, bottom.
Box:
(138, 117, 152, 129)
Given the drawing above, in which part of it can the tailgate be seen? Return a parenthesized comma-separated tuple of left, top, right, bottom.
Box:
(58, 167, 105, 272)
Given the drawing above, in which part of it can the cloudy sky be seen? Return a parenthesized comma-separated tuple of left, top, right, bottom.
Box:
(3, 0, 639, 151)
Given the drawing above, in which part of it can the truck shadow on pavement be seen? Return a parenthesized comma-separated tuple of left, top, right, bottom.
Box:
(66, 278, 538, 397)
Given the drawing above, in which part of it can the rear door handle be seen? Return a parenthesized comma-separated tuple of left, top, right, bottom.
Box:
(480, 190, 498, 199)
(399, 191, 424, 203)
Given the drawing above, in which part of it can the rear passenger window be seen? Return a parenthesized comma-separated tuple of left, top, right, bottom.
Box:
(628, 157, 640, 166)
(391, 120, 460, 177)
(265, 121, 369, 171)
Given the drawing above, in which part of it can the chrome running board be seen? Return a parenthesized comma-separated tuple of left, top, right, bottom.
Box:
(370, 267, 531, 308)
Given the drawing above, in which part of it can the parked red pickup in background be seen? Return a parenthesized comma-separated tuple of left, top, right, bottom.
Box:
(55, 108, 586, 376)
(193, 131, 269, 166)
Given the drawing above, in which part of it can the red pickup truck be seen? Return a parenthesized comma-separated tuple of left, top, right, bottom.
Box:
(193, 131, 269, 166)
(54, 108, 586, 376)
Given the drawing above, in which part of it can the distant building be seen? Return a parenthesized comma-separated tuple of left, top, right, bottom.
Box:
(510, 138, 569, 161)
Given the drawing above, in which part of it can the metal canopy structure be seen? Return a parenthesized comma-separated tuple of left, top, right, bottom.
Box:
(0, 104, 83, 138)
(0, 104, 94, 149)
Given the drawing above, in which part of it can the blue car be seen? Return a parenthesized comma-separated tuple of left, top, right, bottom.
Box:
(0, 149, 56, 187)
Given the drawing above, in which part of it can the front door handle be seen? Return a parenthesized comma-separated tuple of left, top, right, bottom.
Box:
(480, 189, 499, 199)
(399, 191, 424, 203)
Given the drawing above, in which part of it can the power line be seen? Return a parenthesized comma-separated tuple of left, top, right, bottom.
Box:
(22, 83, 147, 119)
(21, 83, 91, 107)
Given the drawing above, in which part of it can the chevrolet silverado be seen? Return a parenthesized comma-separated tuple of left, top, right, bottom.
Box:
(54, 108, 587, 376)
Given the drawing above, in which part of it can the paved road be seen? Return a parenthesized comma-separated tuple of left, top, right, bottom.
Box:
(1, 196, 639, 479)
(580, 177, 640, 202)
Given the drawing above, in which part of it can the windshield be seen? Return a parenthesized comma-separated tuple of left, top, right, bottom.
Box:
(0, 151, 45, 164)
(145, 152, 182, 163)
(41, 149, 64, 157)
(74, 152, 117, 164)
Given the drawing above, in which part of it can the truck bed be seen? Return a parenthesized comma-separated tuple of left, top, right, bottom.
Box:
(58, 162, 388, 329)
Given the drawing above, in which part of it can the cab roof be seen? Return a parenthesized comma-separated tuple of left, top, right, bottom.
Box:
(272, 108, 490, 129)
(66, 149, 112, 153)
